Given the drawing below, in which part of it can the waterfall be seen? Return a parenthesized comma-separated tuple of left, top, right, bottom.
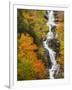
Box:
(43, 11, 60, 79)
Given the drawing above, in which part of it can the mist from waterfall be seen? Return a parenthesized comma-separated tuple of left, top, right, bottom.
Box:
(43, 10, 60, 79)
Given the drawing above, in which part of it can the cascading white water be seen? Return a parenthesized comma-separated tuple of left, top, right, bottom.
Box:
(43, 11, 60, 79)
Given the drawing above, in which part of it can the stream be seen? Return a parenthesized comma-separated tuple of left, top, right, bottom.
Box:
(43, 10, 60, 79)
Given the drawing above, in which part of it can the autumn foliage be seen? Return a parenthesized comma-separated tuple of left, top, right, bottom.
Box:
(17, 33, 47, 80)
(17, 9, 64, 80)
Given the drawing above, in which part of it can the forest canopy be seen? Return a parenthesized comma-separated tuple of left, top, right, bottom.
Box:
(17, 9, 64, 80)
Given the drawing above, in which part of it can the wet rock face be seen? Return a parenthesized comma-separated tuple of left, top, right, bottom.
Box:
(51, 26, 57, 38)
(45, 49, 52, 69)
(47, 39, 60, 57)
(51, 26, 56, 33)
(42, 38, 60, 69)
